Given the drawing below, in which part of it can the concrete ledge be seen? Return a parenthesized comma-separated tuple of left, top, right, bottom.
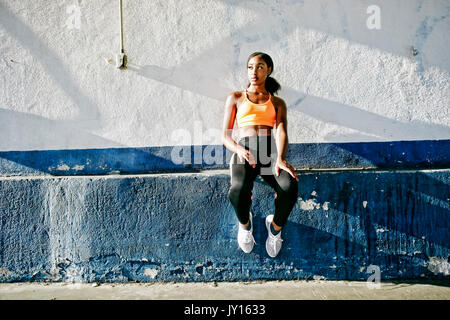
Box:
(0, 169, 449, 282)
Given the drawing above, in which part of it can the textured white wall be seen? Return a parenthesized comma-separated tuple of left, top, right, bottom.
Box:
(0, 0, 449, 151)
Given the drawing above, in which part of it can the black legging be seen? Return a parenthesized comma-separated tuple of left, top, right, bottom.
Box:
(228, 135, 298, 227)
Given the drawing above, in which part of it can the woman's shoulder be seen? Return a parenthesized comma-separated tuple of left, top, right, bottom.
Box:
(228, 90, 245, 99)
(271, 95, 286, 109)
(226, 90, 246, 105)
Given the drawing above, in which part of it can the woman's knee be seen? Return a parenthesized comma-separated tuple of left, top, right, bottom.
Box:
(278, 173, 298, 195)
(228, 180, 251, 200)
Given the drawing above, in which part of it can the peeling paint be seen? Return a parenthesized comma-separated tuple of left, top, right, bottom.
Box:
(195, 264, 204, 275)
(0, 268, 13, 278)
(72, 165, 85, 171)
(144, 268, 159, 279)
(299, 199, 331, 211)
(427, 257, 450, 276)
(300, 199, 321, 210)
(362, 201, 368, 208)
(56, 164, 70, 171)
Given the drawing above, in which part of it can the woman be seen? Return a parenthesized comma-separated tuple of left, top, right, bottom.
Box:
(222, 52, 299, 258)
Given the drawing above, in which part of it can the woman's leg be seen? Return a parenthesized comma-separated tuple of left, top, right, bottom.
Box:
(261, 165, 299, 228)
(228, 152, 258, 225)
(258, 134, 299, 228)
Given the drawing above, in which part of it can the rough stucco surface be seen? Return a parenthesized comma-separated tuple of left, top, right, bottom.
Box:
(1, 170, 448, 282)
(0, 1, 449, 283)
(0, 0, 449, 151)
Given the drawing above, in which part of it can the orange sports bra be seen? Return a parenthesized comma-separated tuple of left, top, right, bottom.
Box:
(236, 89, 276, 128)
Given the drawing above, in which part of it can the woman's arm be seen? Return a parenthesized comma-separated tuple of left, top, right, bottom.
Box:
(275, 99, 289, 161)
(221, 93, 256, 167)
(221, 93, 239, 153)
(275, 99, 299, 181)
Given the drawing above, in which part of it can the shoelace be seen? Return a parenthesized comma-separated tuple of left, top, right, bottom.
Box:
(245, 232, 256, 244)
(268, 232, 283, 253)
(240, 228, 255, 244)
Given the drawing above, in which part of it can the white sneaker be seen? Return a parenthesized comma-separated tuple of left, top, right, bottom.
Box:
(265, 214, 283, 258)
(238, 212, 256, 253)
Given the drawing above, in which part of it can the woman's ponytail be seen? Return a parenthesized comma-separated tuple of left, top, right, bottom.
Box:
(265, 76, 281, 96)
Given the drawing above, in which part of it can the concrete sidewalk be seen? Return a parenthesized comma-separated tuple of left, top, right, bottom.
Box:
(0, 280, 449, 300)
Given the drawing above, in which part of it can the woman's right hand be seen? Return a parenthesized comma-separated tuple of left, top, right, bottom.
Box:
(236, 145, 256, 168)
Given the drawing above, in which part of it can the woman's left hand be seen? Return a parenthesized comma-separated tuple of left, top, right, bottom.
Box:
(275, 158, 299, 181)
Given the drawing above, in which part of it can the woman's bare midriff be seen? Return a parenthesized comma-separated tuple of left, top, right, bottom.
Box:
(237, 125, 273, 140)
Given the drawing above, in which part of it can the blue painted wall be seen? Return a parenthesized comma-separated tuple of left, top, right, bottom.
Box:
(1, 169, 448, 282)
(0, 139, 449, 176)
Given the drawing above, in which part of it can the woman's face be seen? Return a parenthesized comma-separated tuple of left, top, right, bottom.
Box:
(247, 55, 272, 86)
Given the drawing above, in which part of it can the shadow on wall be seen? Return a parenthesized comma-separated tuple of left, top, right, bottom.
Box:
(126, 0, 449, 141)
(126, 56, 450, 141)
(216, 0, 449, 73)
(124, 1, 450, 142)
(281, 87, 450, 142)
(0, 2, 103, 131)
(1, 2, 449, 162)
(2, 1, 449, 151)
(127, 59, 450, 142)
(0, 137, 177, 177)
(127, 64, 232, 102)
(0, 108, 122, 152)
